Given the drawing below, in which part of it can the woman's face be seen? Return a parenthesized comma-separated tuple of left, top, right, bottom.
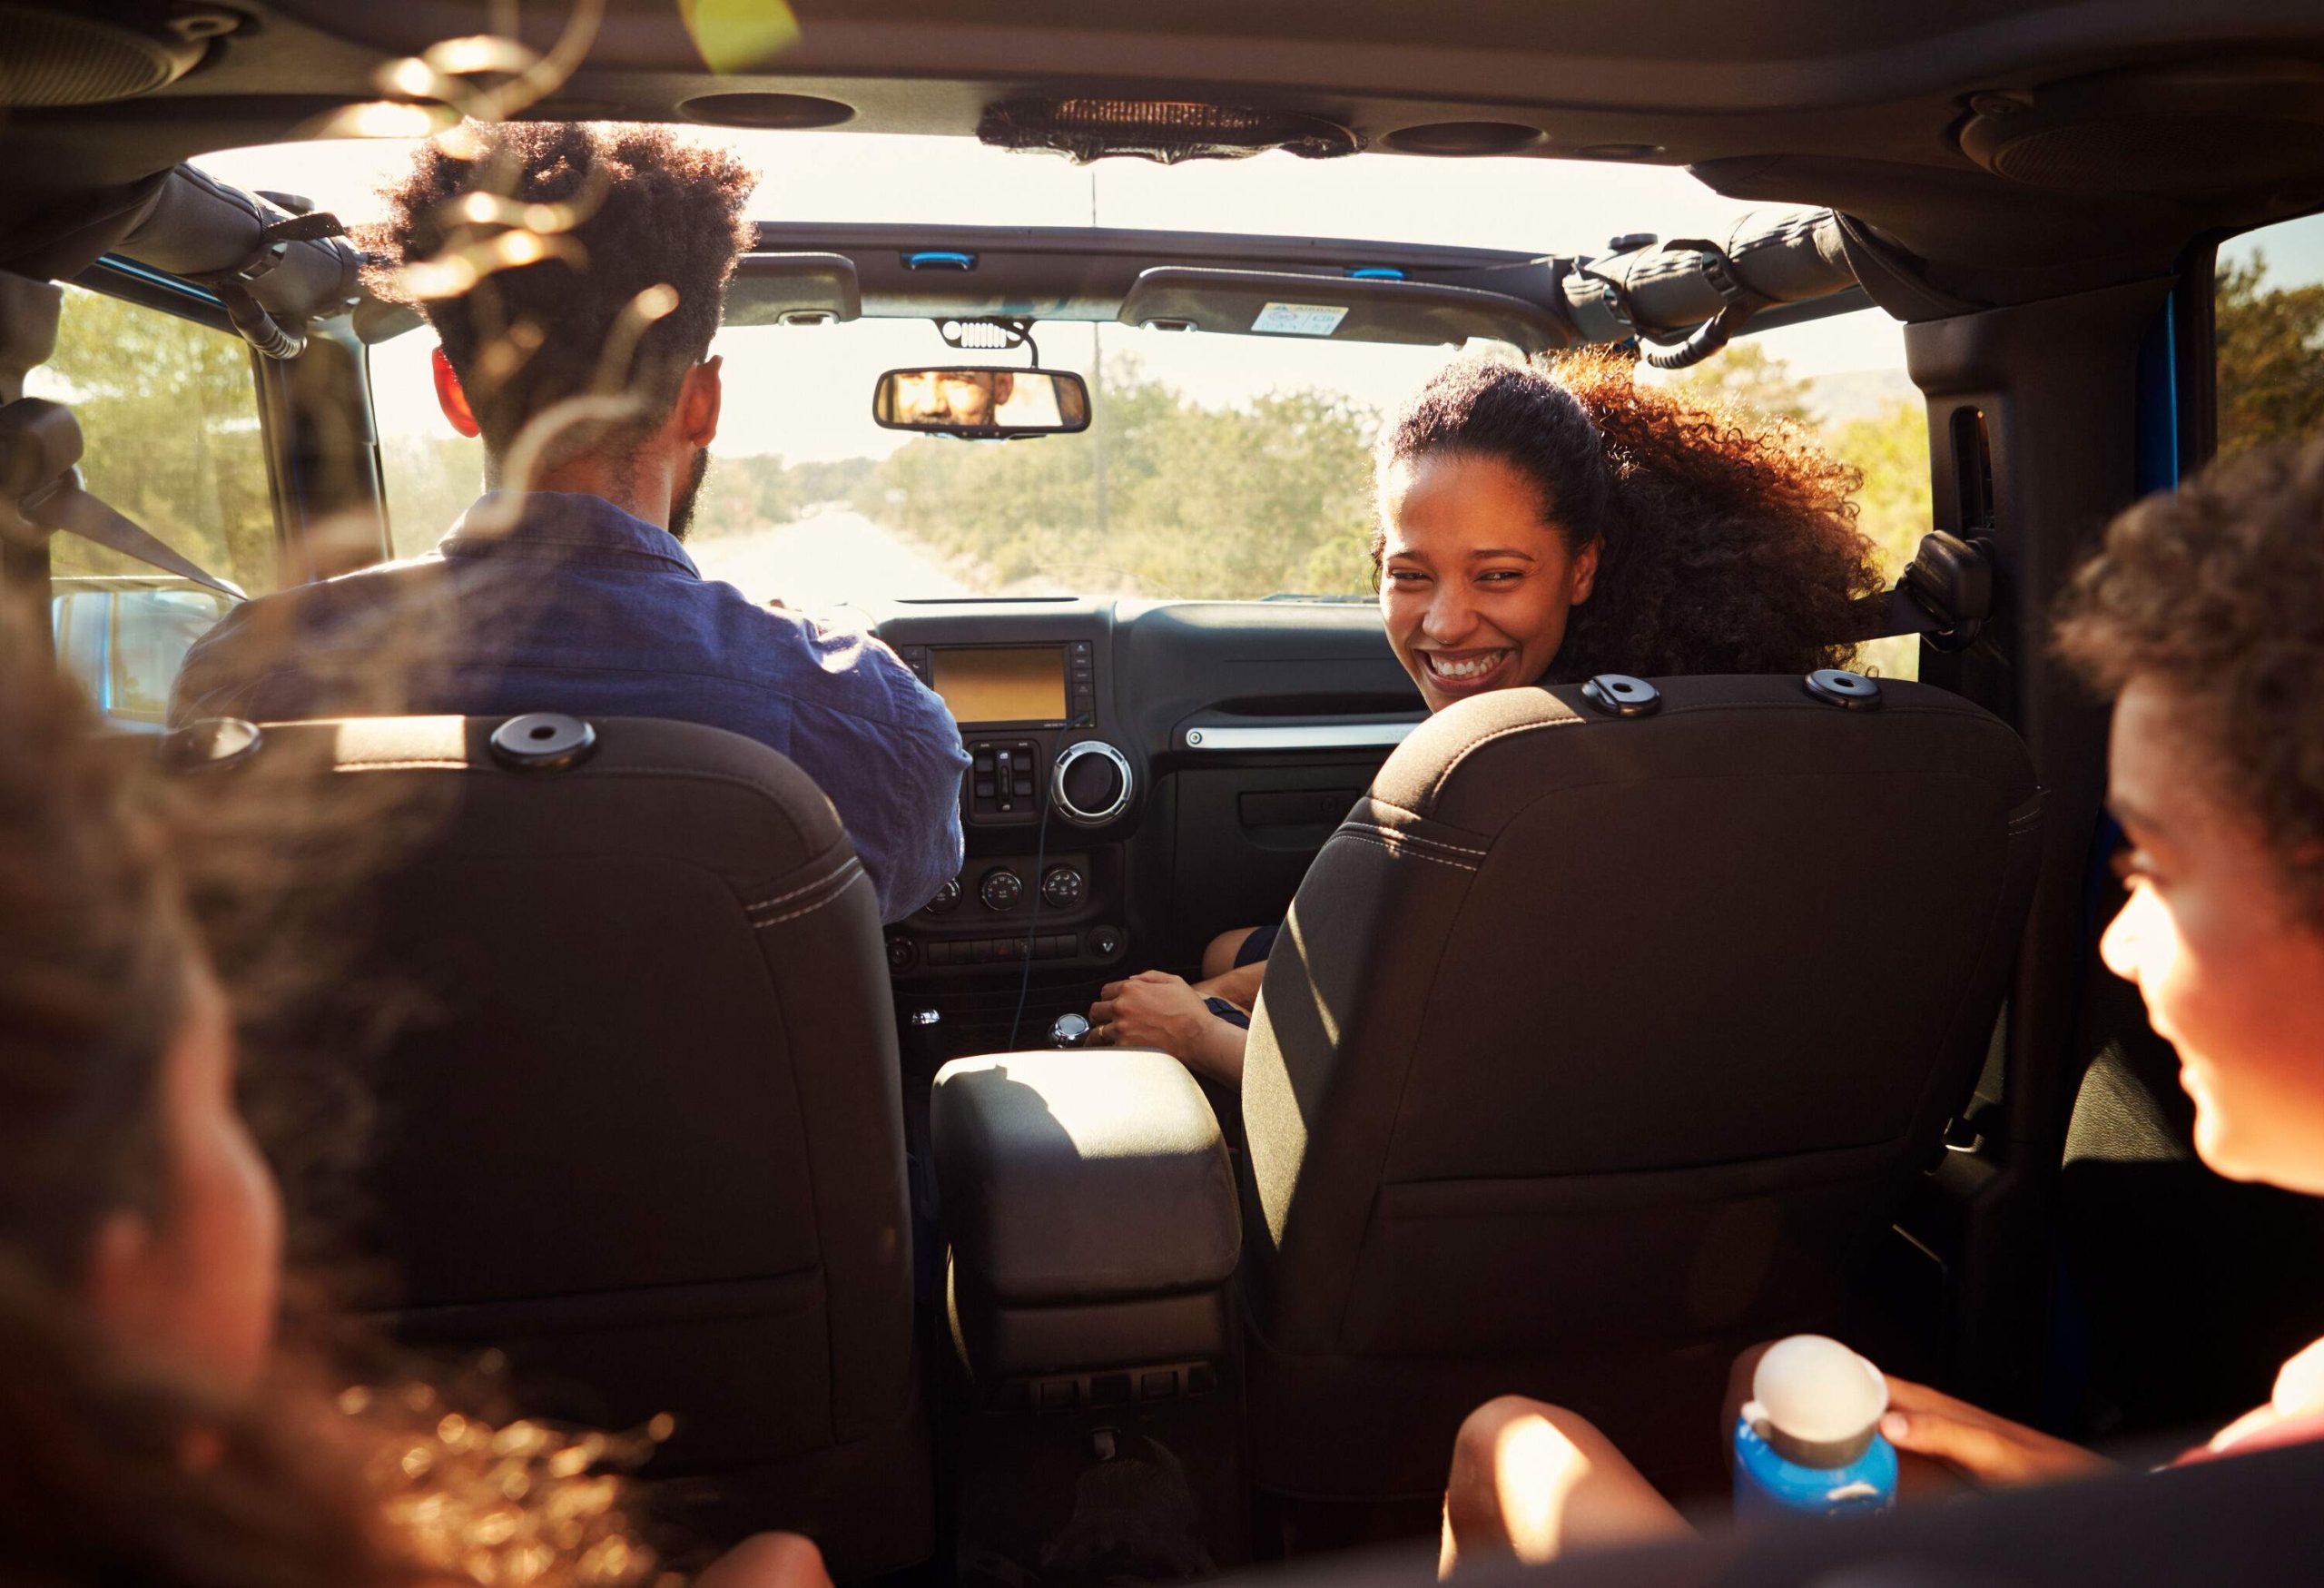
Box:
(2099, 676, 2324, 1194)
(1378, 451, 1599, 714)
(84, 967, 283, 1389)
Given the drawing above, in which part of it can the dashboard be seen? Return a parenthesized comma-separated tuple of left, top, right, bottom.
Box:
(872, 598, 1425, 1047)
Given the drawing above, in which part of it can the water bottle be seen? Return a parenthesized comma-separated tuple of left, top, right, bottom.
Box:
(1731, 1335, 1899, 1519)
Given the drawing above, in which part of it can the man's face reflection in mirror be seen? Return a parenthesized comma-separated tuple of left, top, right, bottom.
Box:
(936, 370, 1010, 427)
(891, 370, 1016, 428)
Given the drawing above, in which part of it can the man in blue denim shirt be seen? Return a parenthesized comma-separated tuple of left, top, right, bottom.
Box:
(173, 489, 968, 921)
(169, 123, 967, 922)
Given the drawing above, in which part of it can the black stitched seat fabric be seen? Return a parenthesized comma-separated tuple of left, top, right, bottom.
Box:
(1236, 676, 2044, 1506)
(248, 715, 928, 1575)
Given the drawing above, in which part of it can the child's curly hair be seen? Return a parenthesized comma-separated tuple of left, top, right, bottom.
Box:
(1374, 348, 1883, 681)
(0, 612, 679, 1586)
(2056, 433, 2324, 924)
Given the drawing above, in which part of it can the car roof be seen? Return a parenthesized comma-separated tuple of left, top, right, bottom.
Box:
(4, 2, 2322, 311)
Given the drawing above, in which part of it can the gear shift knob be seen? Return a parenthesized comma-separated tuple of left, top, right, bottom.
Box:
(1049, 1011, 1091, 1049)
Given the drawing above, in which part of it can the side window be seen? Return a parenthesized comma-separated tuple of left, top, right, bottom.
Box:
(2215, 211, 2324, 459)
(1653, 307, 1928, 681)
(112, 587, 240, 722)
(25, 283, 275, 725)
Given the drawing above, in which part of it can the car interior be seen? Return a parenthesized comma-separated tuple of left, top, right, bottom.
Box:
(6, 2, 2324, 1583)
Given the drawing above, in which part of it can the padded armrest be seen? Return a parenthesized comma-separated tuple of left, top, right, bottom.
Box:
(931, 1050, 1240, 1304)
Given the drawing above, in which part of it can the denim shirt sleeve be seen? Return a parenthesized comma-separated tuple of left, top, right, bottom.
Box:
(786, 642, 969, 923)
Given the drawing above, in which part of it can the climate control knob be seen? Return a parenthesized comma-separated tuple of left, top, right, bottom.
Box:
(924, 876, 963, 914)
(1041, 865, 1086, 910)
(979, 869, 1024, 912)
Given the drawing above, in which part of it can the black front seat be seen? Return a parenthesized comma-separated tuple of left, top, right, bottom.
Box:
(1236, 675, 2043, 1514)
(251, 714, 928, 1577)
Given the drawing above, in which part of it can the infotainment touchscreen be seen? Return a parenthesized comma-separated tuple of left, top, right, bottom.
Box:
(929, 646, 1067, 725)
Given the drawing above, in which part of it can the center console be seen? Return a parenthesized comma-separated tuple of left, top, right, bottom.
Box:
(881, 605, 1143, 993)
(931, 1050, 1240, 1407)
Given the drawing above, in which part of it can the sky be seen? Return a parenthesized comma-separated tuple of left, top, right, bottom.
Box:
(192, 129, 2310, 465)
(195, 132, 1920, 461)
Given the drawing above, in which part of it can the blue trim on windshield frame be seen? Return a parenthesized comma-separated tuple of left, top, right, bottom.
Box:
(90, 253, 224, 310)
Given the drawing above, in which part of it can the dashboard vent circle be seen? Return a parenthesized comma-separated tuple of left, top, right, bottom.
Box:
(1053, 742, 1133, 827)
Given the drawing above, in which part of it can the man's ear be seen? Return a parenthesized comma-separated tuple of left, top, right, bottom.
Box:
(431, 346, 481, 439)
(676, 356, 723, 449)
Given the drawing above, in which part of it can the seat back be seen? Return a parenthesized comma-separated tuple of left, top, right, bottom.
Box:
(252, 715, 927, 1574)
(1238, 676, 2043, 1503)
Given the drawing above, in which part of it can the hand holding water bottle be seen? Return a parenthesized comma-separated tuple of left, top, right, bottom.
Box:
(1878, 1375, 2114, 1488)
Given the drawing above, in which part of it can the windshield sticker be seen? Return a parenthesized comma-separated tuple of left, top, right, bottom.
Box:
(1252, 301, 1349, 337)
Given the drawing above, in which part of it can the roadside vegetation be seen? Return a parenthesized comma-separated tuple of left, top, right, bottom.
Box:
(48, 257, 2324, 607)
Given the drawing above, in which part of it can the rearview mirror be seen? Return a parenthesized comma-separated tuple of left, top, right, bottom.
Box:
(873, 367, 1091, 437)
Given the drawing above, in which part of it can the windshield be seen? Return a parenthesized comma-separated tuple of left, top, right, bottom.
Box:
(369, 317, 1461, 605)
(200, 133, 1917, 612)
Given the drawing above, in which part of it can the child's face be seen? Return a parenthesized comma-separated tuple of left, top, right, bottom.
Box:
(2100, 675, 2324, 1193)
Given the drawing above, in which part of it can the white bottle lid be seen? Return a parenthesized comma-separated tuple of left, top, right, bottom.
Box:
(1744, 1334, 1889, 1445)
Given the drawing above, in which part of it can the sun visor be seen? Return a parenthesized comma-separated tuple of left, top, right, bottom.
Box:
(724, 252, 863, 328)
(1117, 267, 1566, 352)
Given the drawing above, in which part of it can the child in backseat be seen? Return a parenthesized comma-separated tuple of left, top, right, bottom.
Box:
(1437, 430, 2324, 1570)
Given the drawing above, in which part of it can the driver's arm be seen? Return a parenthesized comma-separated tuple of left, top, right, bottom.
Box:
(1193, 959, 1265, 1012)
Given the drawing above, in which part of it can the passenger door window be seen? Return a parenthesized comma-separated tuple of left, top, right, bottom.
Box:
(25, 283, 276, 725)
(2215, 211, 2324, 459)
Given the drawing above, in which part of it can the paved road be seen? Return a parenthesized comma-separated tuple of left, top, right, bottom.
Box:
(689, 506, 973, 614)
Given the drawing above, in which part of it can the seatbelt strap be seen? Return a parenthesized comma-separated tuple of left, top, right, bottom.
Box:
(29, 469, 246, 601)
(0, 395, 245, 601)
(1847, 580, 1951, 643)
(1846, 528, 1993, 648)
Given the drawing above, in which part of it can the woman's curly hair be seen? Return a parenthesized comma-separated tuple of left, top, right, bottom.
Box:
(1374, 348, 1882, 682)
(2056, 432, 2324, 925)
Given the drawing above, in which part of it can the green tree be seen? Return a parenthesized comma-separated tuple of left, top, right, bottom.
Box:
(382, 432, 486, 557)
(1666, 340, 1820, 427)
(2214, 252, 2324, 458)
(865, 357, 1379, 599)
(1827, 396, 1932, 682)
(1828, 398, 1933, 582)
(42, 288, 277, 592)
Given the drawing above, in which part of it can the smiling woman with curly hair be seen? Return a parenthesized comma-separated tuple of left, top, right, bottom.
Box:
(1087, 346, 1886, 1080)
(1371, 347, 1883, 702)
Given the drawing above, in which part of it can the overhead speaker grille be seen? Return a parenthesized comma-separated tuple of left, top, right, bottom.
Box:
(1959, 63, 2324, 197)
(980, 98, 1359, 165)
(1980, 116, 2313, 194)
(0, 4, 207, 107)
